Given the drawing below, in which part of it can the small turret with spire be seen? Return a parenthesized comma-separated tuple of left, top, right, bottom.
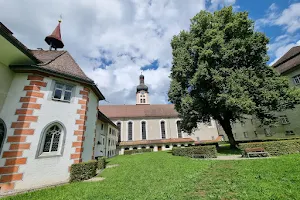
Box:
(136, 73, 149, 105)
(45, 19, 64, 50)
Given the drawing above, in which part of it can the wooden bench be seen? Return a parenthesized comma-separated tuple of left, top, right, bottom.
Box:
(244, 147, 269, 158)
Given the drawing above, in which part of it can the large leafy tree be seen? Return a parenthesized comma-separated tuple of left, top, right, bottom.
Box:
(168, 7, 300, 148)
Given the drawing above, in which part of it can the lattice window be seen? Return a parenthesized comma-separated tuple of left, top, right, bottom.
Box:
(279, 115, 289, 125)
(293, 75, 300, 85)
(161, 121, 166, 139)
(52, 82, 73, 102)
(128, 122, 133, 141)
(141, 121, 147, 140)
(42, 124, 62, 153)
(177, 121, 182, 138)
(117, 122, 121, 142)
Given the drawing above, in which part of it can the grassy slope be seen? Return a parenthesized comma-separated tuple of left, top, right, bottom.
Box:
(6, 152, 300, 200)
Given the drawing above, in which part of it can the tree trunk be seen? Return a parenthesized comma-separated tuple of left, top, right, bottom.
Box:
(218, 117, 237, 149)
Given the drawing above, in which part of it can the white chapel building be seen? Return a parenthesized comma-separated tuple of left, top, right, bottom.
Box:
(100, 74, 221, 155)
(0, 21, 118, 192)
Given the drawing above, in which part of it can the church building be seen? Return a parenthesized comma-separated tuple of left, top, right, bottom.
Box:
(100, 75, 221, 155)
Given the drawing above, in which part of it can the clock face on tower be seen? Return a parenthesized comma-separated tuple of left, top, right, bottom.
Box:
(141, 91, 145, 94)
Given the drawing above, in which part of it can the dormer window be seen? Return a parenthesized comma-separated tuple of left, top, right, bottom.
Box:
(53, 82, 73, 102)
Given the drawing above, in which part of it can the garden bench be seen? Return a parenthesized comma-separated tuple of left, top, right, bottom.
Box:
(244, 147, 269, 158)
(192, 154, 207, 159)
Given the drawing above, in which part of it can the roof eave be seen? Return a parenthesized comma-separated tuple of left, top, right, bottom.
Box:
(0, 26, 40, 64)
(98, 111, 118, 129)
(10, 64, 105, 100)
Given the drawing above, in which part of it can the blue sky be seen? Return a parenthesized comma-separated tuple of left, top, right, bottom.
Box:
(1, 0, 300, 105)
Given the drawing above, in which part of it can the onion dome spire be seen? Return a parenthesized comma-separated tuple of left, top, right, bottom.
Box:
(45, 19, 64, 50)
(137, 73, 148, 93)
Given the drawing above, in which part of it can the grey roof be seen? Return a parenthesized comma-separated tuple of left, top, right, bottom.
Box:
(272, 46, 300, 74)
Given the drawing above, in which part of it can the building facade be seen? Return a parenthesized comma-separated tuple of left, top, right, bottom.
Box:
(0, 22, 116, 192)
(100, 75, 220, 154)
(225, 46, 300, 141)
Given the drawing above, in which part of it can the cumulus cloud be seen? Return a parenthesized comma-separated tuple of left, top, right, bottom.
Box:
(256, 2, 300, 65)
(0, 0, 236, 105)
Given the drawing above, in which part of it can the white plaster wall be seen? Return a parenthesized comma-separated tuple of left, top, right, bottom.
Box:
(0, 74, 97, 190)
(94, 120, 107, 157)
(81, 91, 98, 162)
(106, 125, 118, 157)
(113, 117, 219, 142)
(0, 62, 14, 112)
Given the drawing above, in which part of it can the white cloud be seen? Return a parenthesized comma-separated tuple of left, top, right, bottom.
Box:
(256, 2, 300, 65)
(208, 0, 236, 11)
(0, 0, 235, 105)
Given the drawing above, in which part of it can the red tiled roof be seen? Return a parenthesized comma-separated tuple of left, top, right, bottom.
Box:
(119, 138, 195, 146)
(194, 136, 223, 145)
(99, 104, 179, 119)
(272, 46, 300, 74)
(31, 50, 93, 82)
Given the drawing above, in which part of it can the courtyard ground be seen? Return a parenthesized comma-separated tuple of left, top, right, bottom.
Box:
(5, 151, 300, 200)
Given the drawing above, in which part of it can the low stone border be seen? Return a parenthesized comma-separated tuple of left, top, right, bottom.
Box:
(0, 181, 68, 197)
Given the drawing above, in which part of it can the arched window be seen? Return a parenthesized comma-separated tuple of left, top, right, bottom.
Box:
(128, 122, 133, 141)
(140, 99, 143, 103)
(133, 147, 137, 150)
(125, 147, 129, 150)
(176, 121, 182, 138)
(38, 122, 65, 157)
(141, 121, 146, 140)
(141, 146, 146, 149)
(160, 121, 166, 139)
(0, 119, 6, 154)
(143, 99, 145, 103)
(117, 122, 121, 142)
(165, 145, 170, 148)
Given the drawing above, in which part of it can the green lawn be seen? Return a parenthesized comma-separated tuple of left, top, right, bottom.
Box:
(6, 152, 300, 200)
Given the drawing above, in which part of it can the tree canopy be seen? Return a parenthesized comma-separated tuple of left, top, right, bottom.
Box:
(168, 6, 300, 147)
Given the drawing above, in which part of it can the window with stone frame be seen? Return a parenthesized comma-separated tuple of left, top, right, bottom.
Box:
(39, 123, 64, 156)
(141, 121, 147, 140)
(160, 121, 166, 139)
(279, 115, 289, 125)
(117, 122, 121, 142)
(286, 130, 295, 135)
(264, 128, 272, 137)
(52, 82, 73, 102)
(176, 121, 182, 138)
(0, 119, 6, 154)
(293, 74, 300, 85)
(128, 122, 133, 141)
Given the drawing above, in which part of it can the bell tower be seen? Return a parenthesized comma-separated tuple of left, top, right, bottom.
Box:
(136, 74, 149, 105)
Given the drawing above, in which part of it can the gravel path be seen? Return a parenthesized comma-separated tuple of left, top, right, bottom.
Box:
(206, 155, 274, 160)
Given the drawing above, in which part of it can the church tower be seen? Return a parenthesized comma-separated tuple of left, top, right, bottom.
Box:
(136, 74, 149, 105)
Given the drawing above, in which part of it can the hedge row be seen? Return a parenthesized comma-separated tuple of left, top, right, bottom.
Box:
(70, 160, 97, 182)
(239, 139, 300, 156)
(237, 137, 300, 143)
(172, 146, 217, 158)
(124, 148, 152, 155)
(98, 156, 107, 169)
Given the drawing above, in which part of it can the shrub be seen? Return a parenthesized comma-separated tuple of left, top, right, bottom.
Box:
(124, 148, 152, 155)
(70, 160, 97, 182)
(98, 157, 107, 169)
(172, 146, 217, 158)
(239, 139, 300, 156)
(237, 137, 300, 143)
